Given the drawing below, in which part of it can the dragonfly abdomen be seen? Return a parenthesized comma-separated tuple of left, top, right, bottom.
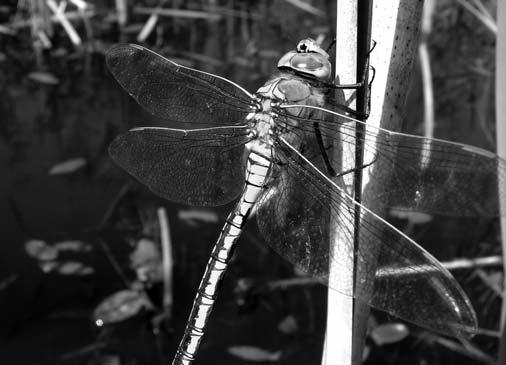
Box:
(172, 151, 271, 365)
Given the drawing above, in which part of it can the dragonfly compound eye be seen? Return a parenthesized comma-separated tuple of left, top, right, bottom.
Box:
(278, 40, 331, 81)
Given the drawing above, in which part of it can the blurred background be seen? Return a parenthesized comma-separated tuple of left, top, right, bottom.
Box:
(0, 0, 502, 364)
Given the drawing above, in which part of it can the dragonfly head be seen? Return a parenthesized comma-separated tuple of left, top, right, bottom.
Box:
(277, 38, 331, 81)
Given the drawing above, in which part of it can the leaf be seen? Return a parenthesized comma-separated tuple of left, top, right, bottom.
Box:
(277, 315, 298, 334)
(97, 355, 121, 365)
(53, 240, 92, 252)
(56, 261, 94, 275)
(27, 71, 60, 85)
(178, 209, 219, 226)
(48, 157, 87, 175)
(39, 261, 59, 273)
(130, 238, 160, 268)
(486, 271, 503, 287)
(370, 322, 410, 346)
(93, 290, 151, 325)
(25, 239, 58, 261)
(362, 345, 371, 362)
(389, 207, 433, 224)
(0, 25, 16, 35)
(130, 238, 162, 283)
(0, 274, 17, 290)
(227, 346, 282, 362)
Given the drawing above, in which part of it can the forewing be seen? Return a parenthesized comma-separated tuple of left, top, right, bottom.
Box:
(256, 138, 477, 337)
(109, 126, 250, 206)
(278, 104, 506, 217)
(106, 44, 255, 128)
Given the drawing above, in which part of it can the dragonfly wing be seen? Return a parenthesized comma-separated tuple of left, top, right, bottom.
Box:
(109, 126, 250, 206)
(277, 104, 506, 217)
(106, 44, 255, 128)
(256, 137, 477, 337)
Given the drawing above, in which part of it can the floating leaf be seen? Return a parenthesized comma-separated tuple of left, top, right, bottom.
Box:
(57, 261, 94, 275)
(25, 239, 58, 261)
(93, 290, 150, 325)
(227, 346, 282, 362)
(39, 260, 59, 273)
(51, 47, 68, 57)
(48, 157, 87, 175)
(178, 209, 219, 226)
(54, 240, 92, 252)
(370, 322, 410, 346)
(277, 315, 298, 334)
(130, 238, 160, 268)
(39, 260, 94, 275)
(0, 274, 17, 290)
(389, 207, 433, 224)
(27, 71, 60, 85)
(0, 25, 16, 35)
(362, 345, 371, 361)
(93, 355, 121, 365)
(486, 271, 503, 287)
(130, 238, 162, 283)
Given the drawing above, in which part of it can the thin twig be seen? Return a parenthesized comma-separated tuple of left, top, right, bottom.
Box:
(133, 6, 222, 21)
(98, 183, 130, 229)
(377, 256, 503, 278)
(457, 0, 497, 34)
(433, 337, 494, 364)
(97, 238, 130, 288)
(263, 256, 503, 288)
(46, 0, 82, 45)
(5, 9, 94, 29)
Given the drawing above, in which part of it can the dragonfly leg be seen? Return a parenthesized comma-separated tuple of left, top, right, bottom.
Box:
(326, 40, 376, 90)
(313, 120, 378, 179)
(324, 40, 376, 119)
(325, 38, 336, 54)
(333, 153, 378, 178)
(313, 122, 336, 177)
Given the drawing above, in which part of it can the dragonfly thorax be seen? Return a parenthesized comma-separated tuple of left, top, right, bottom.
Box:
(246, 106, 275, 144)
(246, 72, 327, 157)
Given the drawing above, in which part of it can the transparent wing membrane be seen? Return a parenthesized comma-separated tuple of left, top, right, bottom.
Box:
(256, 137, 477, 337)
(106, 44, 255, 129)
(279, 104, 506, 217)
(109, 127, 250, 206)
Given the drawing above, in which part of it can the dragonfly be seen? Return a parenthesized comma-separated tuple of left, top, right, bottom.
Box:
(106, 39, 506, 365)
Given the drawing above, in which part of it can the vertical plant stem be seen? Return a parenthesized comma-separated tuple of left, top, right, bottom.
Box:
(322, 2, 357, 363)
(323, 2, 423, 364)
(324, 2, 372, 364)
(495, 1, 506, 364)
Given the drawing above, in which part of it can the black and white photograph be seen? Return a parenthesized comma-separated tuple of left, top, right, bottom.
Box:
(0, 1, 505, 364)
